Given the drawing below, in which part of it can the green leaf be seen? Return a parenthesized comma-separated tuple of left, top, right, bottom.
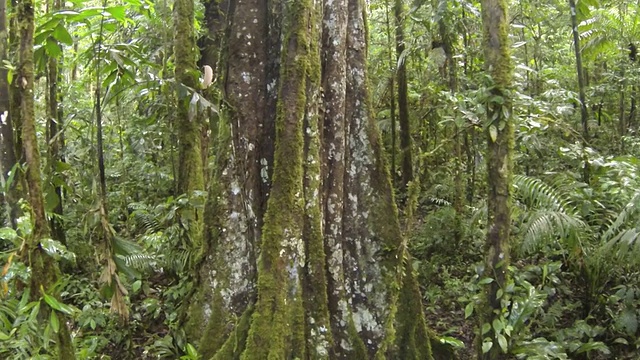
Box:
(489, 125, 498, 143)
(132, 280, 142, 293)
(43, 293, 63, 312)
(41, 238, 76, 263)
(55, 161, 72, 172)
(50, 310, 59, 333)
(71, 7, 103, 22)
(0, 228, 17, 241)
(44, 39, 62, 57)
(34, 29, 53, 45)
(105, 6, 127, 22)
(0, 331, 10, 340)
(53, 23, 73, 45)
(482, 323, 491, 335)
(482, 341, 493, 353)
(464, 302, 474, 318)
(493, 318, 504, 333)
(439, 336, 465, 348)
(185, 343, 198, 358)
(479, 277, 494, 285)
(497, 334, 508, 353)
(113, 236, 142, 256)
(45, 190, 60, 212)
(617, 308, 638, 336)
(42, 293, 75, 315)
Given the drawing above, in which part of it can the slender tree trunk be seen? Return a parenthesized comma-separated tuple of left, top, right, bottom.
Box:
(16, 0, 75, 357)
(619, 67, 626, 139)
(384, 0, 396, 183)
(188, 0, 441, 358)
(569, 0, 590, 183)
(46, 0, 66, 244)
(629, 88, 637, 133)
(438, 5, 463, 245)
(394, 0, 412, 191)
(479, 0, 513, 358)
(0, 0, 17, 227)
(9, 0, 24, 198)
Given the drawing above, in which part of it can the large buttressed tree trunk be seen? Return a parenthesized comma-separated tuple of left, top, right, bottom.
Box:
(479, 0, 513, 358)
(188, 0, 434, 358)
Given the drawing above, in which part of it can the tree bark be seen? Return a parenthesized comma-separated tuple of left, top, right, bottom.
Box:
(188, 0, 436, 358)
(394, 0, 412, 191)
(174, 0, 205, 253)
(569, 0, 590, 184)
(46, 0, 66, 245)
(479, 0, 513, 358)
(15, 0, 75, 357)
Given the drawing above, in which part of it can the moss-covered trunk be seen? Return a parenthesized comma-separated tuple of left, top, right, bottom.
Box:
(174, 0, 204, 247)
(189, 0, 439, 358)
(479, 0, 513, 358)
(16, 0, 75, 357)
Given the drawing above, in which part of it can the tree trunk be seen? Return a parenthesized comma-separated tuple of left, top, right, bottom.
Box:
(384, 0, 396, 184)
(188, 0, 437, 358)
(174, 0, 204, 247)
(46, 0, 66, 244)
(569, 0, 590, 183)
(438, 4, 463, 245)
(394, 0, 412, 192)
(15, 0, 75, 357)
(0, 0, 17, 227)
(479, 0, 513, 358)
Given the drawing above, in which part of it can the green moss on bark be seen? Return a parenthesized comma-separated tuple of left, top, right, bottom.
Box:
(240, 1, 312, 358)
(301, 1, 333, 358)
(173, 0, 204, 251)
(212, 306, 253, 360)
(395, 262, 432, 359)
(479, 0, 513, 358)
(16, 0, 75, 357)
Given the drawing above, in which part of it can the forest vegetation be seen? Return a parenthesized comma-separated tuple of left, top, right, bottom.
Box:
(1, 0, 640, 359)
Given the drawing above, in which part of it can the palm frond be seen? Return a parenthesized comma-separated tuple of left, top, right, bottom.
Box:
(514, 175, 577, 214)
(513, 175, 586, 254)
(520, 210, 585, 254)
(601, 193, 640, 243)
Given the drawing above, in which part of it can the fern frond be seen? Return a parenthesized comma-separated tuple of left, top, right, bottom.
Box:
(131, 210, 163, 234)
(123, 253, 158, 272)
(169, 248, 200, 274)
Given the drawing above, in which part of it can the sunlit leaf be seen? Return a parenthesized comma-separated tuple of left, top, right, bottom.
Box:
(50, 310, 59, 333)
(497, 334, 508, 353)
(106, 6, 127, 22)
(53, 23, 73, 45)
(464, 302, 474, 318)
